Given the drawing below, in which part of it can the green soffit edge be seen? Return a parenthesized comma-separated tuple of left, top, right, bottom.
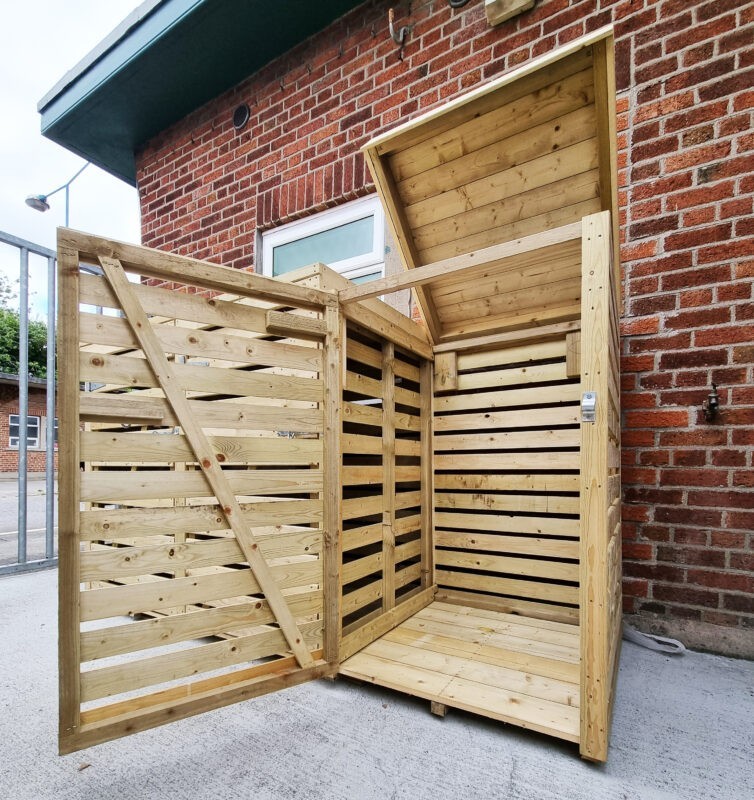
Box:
(39, 0, 365, 185)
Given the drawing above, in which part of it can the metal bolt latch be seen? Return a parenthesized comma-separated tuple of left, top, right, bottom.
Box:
(581, 392, 597, 423)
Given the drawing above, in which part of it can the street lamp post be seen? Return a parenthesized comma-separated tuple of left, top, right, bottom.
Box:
(25, 162, 89, 227)
(20, 162, 89, 569)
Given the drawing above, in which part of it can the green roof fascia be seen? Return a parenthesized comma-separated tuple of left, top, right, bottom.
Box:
(39, 0, 366, 185)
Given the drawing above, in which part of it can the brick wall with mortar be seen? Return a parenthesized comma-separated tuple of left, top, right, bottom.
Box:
(135, 0, 754, 655)
(0, 385, 56, 473)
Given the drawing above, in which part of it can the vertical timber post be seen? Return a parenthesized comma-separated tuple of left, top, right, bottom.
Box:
(579, 210, 612, 762)
(323, 305, 343, 664)
(419, 359, 434, 589)
(57, 245, 81, 753)
(382, 341, 396, 611)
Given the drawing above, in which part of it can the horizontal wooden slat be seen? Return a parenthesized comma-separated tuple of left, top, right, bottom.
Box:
(79, 499, 322, 540)
(345, 371, 421, 408)
(346, 337, 421, 382)
(342, 401, 420, 432)
(433, 404, 578, 432)
(387, 64, 595, 177)
(437, 278, 580, 331)
(434, 511, 578, 537)
(80, 469, 323, 503)
(426, 601, 578, 640)
(80, 528, 322, 582)
(80, 348, 322, 405)
(429, 239, 579, 300)
(70, 657, 332, 753)
(434, 382, 580, 412)
(405, 138, 599, 231)
(63, 229, 334, 308)
(342, 491, 421, 521)
(397, 104, 597, 206)
(433, 472, 579, 493)
(436, 550, 578, 582)
(80, 591, 322, 662)
(440, 303, 581, 342)
(342, 522, 383, 552)
(433, 452, 579, 470)
(80, 559, 322, 622)
(418, 194, 599, 265)
(80, 394, 323, 431)
(435, 530, 579, 559)
(342, 433, 420, 457)
(80, 431, 321, 465)
(413, 167, 599, 259)
(80, 620, 322, 703)
(265, 309, 327, 339)
(455, 340, 566, 372)
(437, 569, 579, 605)
(79, 273, 271, 335)
(402, 613, 577, 664)
(434, 428, 579, 451)
(79, 313, 322, 373)
(448, 362, 568, 393)
(342, 539, 421, 585)
(435, 491, 579, 516)
(342, 466, 420, 486)
(343, 551, 383, 585)
(435, 589, 579, 624)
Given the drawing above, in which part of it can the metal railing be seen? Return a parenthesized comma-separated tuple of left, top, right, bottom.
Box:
(0, 231, 57, 575)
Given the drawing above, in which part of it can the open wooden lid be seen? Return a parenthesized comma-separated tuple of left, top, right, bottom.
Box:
(362, 26, 618, 343)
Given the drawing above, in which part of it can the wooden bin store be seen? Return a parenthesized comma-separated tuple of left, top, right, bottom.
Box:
(58, 28, 622, 762)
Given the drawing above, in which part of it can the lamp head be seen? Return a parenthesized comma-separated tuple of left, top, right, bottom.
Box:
(25, 195, 50, 213)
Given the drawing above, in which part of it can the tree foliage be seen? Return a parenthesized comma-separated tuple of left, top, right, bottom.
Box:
(0, 273, 48, 379)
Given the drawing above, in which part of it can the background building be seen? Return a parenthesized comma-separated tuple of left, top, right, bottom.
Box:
(40, 0, 754, 655)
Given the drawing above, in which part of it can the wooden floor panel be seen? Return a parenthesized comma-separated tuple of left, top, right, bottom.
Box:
(339, 601, 580, 743)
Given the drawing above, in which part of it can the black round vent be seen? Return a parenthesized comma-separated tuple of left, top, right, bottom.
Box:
(232, 103, 250, 130)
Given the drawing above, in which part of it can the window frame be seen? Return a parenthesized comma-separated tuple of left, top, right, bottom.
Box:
(9, 414, 41, 450)
(260, 195, 385, 282)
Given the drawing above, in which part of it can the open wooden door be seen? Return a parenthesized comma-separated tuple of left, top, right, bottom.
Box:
(579, 210, 622, 761)
(57, 232, 340, 754)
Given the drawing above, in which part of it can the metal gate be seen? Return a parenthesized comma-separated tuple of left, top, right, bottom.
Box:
(0, 231, 57, 575)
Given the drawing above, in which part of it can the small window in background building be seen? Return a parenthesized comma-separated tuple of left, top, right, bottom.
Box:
(261, 195, 385, 283)
(9, 414, 41, 449)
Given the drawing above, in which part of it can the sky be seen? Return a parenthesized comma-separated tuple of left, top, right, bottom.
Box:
(0, 0, 142, 320)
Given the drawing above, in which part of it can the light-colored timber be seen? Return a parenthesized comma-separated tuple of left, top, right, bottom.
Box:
(340, 602, 580, 742)
(58, 28, 621, 763)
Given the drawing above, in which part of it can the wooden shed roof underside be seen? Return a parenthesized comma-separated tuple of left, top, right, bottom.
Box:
(359, 27, 619, 345)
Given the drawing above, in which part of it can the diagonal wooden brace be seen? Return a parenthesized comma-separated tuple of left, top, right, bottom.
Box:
(98, 257, 315, 669)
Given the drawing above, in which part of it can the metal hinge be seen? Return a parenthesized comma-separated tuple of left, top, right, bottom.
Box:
(581, 392, 597, 423)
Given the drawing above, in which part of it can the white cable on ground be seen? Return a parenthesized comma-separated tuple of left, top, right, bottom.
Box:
(622, 624, 686, 655)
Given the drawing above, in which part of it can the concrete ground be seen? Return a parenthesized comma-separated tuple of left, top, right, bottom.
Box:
(0, 569, 752, 800)
(0, 478, 57, 566)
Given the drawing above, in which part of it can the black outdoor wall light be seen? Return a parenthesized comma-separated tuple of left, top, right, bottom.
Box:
(703, 383, 721, 422)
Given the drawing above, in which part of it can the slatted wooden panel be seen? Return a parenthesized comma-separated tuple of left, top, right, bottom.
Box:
(59, 236, 335, 754)
(433, 336, 581, 625)
(340, 325, 430, 655)
(362, 31, 618, 344)
(430, 238, 582, 341)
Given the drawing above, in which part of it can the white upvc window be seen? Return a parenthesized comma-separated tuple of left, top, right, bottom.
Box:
(9, 414, 41, 449)
(261, 195, 385, 284)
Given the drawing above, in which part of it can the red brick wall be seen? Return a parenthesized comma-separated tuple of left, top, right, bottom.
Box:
(0, 385, 56, 473)
(136, 0, 754, 650)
